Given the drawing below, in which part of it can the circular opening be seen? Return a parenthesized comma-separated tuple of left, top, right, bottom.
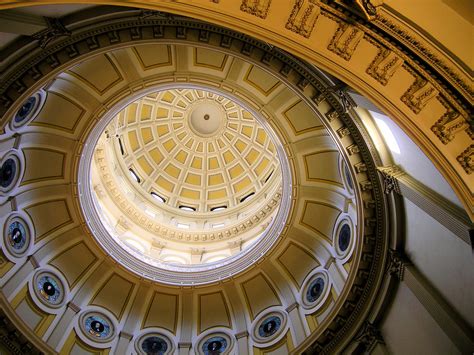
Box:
(78, 85, 292, 285)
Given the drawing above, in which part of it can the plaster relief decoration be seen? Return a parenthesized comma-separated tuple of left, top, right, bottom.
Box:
(431, 96, 471, 145)
(400, 68, 438, 114)
(10, 90, 47, 129)
(286, 0, 320, 38)
(240, 0, 272, 19)
(351, 0, 378, 21)
(2, 212, 34, 260)
(457, 145, 473, 175)
(31, 17, 71, 49)
(366, 48, 403, 85)
(328, 23, 364, 61)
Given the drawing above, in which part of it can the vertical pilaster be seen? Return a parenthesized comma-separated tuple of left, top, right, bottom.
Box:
(235, 330, 249, 355)
(286, 303, 307, 346)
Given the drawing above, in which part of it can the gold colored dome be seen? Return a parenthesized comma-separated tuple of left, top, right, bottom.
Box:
(113, 88, 279, 213)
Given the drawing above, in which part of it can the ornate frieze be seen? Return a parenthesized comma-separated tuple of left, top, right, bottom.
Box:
(457, 145, 473, 175)
(366, 48, 403, 85)
(401, 68, 438, 114)
(377, 165, 403, 195)
(353, 321, 385, 353)
(431, 96, 472, 145)
(386, 249, 409, 281)
(32, 17, 71, 49)
(240, 0, 272, 19)
(286, 0, 320, 38)
(328, 24, 364, 61)
(94, 147, 282, 243)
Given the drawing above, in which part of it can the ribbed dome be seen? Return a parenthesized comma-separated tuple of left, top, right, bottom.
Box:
(113, 88, 279, 213)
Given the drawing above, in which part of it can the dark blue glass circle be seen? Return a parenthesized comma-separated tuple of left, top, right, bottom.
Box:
(141, 336, 168, 355)
(338, 224, 351, 252)
(306, 277, 325, 303)
(203, 336, 227, 354)
(258, 315, 281, 338)
(37, 275, 61, 304)
(85, 315, 110, 338)
(8, 221, 26, 250)
(15, 96, 37, 123)
(0, 158, 16, 188)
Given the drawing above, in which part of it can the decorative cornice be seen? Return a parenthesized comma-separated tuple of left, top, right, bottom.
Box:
(377, 165, 403, 195)
(95, 145, 283, 243)
(31, 17, 71, 49)
(386, 249, 410, 281)
(352, 321, 385, 353)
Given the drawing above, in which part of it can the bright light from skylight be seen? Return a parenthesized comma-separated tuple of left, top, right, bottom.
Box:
(374, 117, 401, 154)
(177, 223, 190, 229)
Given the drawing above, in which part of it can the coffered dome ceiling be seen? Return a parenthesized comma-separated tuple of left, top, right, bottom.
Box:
(0, 6, 391, 355)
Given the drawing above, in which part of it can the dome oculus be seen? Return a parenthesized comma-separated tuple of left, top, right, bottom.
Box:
(80, 85, 292, 285)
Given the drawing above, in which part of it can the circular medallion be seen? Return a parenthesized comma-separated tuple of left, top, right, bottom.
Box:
(77, 308, 117, 346)
(258, 315, 281, 338)
(133, 330, 175, 355)
(30, 268, 68, 311)
(37, 275, 62, 304)
(3, 213, 32, 259)
(84, 314, 112, 340)
(251, 309, 287, 346)
(334, 216, 354, 260)
(202, 336, 227, 354)
(0, 158, 16, 188)
(306, 277, 325, 303)
(338, 223, 351, 252)
(301, 271, 330, 310)
(141, 336, 168, 354)
(0, 150, 23, 195)
(10, 90, 46, 129)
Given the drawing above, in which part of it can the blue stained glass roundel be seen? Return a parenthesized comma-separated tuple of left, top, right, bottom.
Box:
(37, 275, 62, 304)
(338, 223, 351, 252)
(141, 336, 168, 355)
(7, 220, 27, 250)
(306, 277, 325, 303)
(0, 158, 16, 188)
(202, 336, 227, 355)
(85, 315, 111, 339)
(14, 96, 37, 123)
(258, 315, 281, 338)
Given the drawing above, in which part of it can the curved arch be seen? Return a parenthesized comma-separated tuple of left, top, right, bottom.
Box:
(0, 1, 471, 219)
